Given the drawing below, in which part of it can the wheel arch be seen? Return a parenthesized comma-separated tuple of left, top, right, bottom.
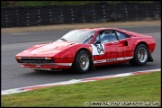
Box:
(72, 48, 94, 70)
(135, 41, 149, 50)
(134, 41, 153, 62)
(74, 48, 92, 61)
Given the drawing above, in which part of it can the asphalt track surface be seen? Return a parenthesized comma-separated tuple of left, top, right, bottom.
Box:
(2, 25, 161, 90)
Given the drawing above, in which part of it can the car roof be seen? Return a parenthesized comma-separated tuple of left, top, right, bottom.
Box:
(78, 28, 122, 31)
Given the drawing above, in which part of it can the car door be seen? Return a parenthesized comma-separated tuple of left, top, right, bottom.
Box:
(101, 30, 123, 60)
(92, 30, 130, 65)
(115, 30, 133, 59)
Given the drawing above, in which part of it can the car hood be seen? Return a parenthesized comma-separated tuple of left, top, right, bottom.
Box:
(21, 40, 76, 56)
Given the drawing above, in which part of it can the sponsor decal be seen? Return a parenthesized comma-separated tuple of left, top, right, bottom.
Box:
(106, 58, 117, 62)
(94, 56, 133, 64)
(94, 60, 106, 63)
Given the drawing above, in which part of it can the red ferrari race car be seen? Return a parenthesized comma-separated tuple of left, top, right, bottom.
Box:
(15, 28, 156, 73)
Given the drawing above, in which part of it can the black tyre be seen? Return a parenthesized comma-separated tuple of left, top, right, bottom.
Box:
(129, 44, 149, 66)
(72, 50, 90, 73)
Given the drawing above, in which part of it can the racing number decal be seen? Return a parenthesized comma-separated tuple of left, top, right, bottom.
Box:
(91, 44, 105, 55)
(96, 44, 104, 54)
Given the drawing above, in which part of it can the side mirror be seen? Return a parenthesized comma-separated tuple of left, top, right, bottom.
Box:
(94, 40, 101, 45)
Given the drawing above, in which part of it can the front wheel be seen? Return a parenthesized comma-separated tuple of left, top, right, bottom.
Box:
(72, 50, 90, 73)
(129, 44, 149, 66)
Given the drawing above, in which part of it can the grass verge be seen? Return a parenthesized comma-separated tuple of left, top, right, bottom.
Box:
(1, 20, 160, 33)
(1, 71, 161, 107)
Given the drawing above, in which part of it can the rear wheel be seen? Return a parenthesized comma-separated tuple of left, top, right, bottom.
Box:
(129, 44, 149, 66)
(72, 50, 90, 73)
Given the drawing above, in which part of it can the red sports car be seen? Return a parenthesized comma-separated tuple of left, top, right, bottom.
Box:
(15, 28, 156, 73)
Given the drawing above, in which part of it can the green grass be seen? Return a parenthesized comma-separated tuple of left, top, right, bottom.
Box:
(1, 71, 161, 107)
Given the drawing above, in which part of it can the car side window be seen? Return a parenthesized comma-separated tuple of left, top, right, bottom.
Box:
(100, 31, 118, 43)
(116, 31, 127, 40)
(94, 30, 119, 44)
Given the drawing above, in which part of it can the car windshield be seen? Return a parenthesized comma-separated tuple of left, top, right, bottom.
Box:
(59, 30, 95, 44)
